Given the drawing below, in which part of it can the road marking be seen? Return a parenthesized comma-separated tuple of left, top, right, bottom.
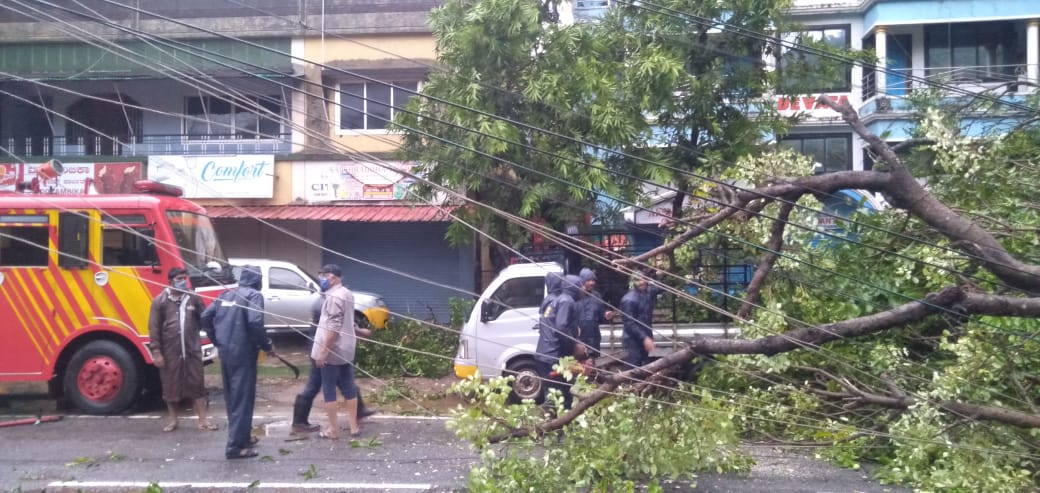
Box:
(47, 480, 435, 490)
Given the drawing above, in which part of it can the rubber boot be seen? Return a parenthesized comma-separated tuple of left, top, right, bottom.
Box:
(291, 395, 319, 433)
(357, 392, 376, 419)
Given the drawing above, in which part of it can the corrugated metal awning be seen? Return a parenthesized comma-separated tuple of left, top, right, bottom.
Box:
(205, 205, 453, 222)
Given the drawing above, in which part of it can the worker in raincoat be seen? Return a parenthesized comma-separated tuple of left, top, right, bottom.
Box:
(201, 265, 273, 459)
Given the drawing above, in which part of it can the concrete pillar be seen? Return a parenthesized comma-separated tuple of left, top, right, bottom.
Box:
(875, 27, 888, 96)
(1028, 20, 1039, 84)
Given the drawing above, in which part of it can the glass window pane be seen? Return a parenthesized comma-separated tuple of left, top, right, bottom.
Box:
(823, 28, 846, 48)
(258, 97, 282, 138)
(186, 97, 204, 115)
(340, 84, 365, 129)
(951, 25, 976, 75)
(269, 267, 308, 290)
(392, 82, 417, 122)
(802, 138, 826, 167)
(186, 97, 207, 138)
(779, 139, 801, 153)
(825, 137, 849, 172)
(925, 25, 950, 73)
(234, 105, 257, 138)
(367, 82, 393, 129)
(0, 226, 49, 266)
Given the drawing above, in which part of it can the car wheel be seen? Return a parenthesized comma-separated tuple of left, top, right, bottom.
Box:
(505, 359, 544, 404)
(63, 340, 142, 415)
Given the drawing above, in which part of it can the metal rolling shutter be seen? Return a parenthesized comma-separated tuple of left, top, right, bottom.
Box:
(322, 221, 474, 324)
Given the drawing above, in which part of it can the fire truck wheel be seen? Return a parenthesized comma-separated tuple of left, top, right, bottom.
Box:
(506, 359, 545, 404)
(63, 340, 142, 415)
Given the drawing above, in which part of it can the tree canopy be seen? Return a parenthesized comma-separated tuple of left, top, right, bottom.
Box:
(398, 1, 1040, 491)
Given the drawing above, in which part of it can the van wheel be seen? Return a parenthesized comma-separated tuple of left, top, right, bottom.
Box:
(63, 340, 141, 415)
(506, 359, 544, 404)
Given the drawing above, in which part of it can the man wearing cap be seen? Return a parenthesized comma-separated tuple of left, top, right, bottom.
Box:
(149, 267, 216, 433)
(201, 264, 273, 459)
(311, 264, 360, 439)
(575, 267, 612, 363)
(291, 270, 374, 434)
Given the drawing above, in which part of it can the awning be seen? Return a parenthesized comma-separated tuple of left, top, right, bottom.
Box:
(205, 205, 454, 222)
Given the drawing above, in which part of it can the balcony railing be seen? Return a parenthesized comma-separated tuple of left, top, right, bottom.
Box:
(863, 64, 1031, 100)
(1, 133, 292, 159)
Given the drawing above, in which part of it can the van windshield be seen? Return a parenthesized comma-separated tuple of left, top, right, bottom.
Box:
(166, 210, 231, 285)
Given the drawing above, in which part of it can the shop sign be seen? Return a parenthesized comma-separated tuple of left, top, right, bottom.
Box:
(147, 155, 273, 198)
(0, 162, 142, 195)
(301, 161, 416, 202)
(776, 94, 850, 114)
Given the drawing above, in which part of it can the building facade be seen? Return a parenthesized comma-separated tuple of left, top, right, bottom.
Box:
(786, 0, 1039, 172)
(0, 0, 473, 322)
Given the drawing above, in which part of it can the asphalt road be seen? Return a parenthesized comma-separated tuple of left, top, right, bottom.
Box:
(1, 334, 910, 492)
(0, 408, 910, 493)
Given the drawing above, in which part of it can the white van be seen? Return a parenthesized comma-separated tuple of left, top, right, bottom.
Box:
(453, 262, 736, 401)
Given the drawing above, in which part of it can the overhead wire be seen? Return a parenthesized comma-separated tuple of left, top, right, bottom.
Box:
(8, 0, 1040, 443)
(10, 0, 1040, 428)
(50, 0, 1038, 306)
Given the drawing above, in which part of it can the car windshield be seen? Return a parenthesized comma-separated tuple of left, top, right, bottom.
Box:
(166, 210, 232, 286)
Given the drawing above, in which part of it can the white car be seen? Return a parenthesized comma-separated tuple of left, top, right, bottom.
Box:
(228, 258, 390, 334)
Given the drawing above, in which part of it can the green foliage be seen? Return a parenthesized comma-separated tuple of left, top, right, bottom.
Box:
(398, 0, 803, 256)
(355, 318, 458, 378)
(695, 103, 1040, 491)
(368, 378, 416, 404)
(450, 374, 752, 492)
(449, 297, 476, 328)
(398, 0, 1040, 491)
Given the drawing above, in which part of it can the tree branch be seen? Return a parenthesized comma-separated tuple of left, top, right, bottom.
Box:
(738, 201, 794, 319)
(806, 367, 1040, 428)
(621, 171, 892, 265)
(818, 95, 1040, 293)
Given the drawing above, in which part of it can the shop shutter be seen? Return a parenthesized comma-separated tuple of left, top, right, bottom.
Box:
(322, 221, 474, 324)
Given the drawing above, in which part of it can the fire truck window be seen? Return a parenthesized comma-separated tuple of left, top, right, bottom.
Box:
(0, 226, 50, 266)
(103, 227, 158, 266)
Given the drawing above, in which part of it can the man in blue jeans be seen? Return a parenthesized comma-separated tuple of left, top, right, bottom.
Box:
(291, 273, 374, 434)
(310, 264, 360, 439)
(201, 265, 273, 459)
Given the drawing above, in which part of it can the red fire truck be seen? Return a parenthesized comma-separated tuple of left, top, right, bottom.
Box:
(0, 179, 234, 414)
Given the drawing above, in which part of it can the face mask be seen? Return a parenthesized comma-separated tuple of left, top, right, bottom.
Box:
(173, 279, 188, 291)
(317, 277, 330, 292)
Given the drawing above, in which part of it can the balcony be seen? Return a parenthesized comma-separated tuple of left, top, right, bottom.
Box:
(1, 133, 292, 159)
(862, 64, 1032, 101)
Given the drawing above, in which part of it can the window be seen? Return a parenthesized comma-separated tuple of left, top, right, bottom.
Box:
(185, 95, 283, 139)
(338, 81, 418, 131)
(166, 211, 225, 269)
(780, 25, 852, 92)
(102, 215, 157, 266)
(269, 267, 309, 291)
(925, 22, 1024, 82)
(485, 276, 546, 321)
(574, 0, 610, 21)
(780, 134, 851, 174)
(0, 217, 49, 266)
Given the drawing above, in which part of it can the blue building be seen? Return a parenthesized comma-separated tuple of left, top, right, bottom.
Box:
(784, 0, 1039, 171)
